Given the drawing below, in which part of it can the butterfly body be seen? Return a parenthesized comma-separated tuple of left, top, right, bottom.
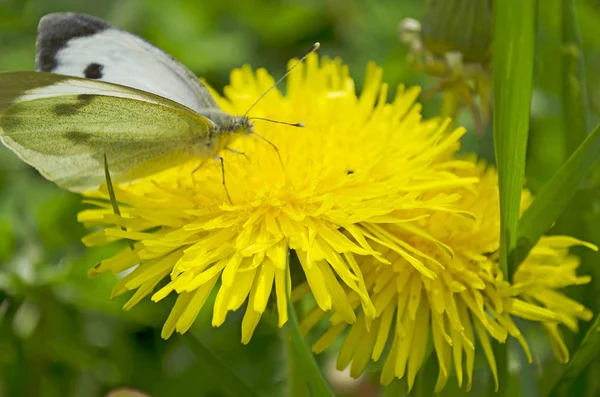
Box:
(0, 13, 254, 192)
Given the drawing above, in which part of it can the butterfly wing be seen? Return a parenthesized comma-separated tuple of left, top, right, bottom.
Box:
(0, 72, 214, 192)
(36, 12, 220, 113)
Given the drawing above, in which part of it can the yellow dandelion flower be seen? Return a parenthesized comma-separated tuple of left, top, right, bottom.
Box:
(78, 55, 477, 343)
(510, 235, 594, 363)
(300, 160, 596, 392)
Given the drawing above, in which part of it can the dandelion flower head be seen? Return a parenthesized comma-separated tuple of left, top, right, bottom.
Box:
(78, 55, 478, 343)
(301, 160, 595, 392)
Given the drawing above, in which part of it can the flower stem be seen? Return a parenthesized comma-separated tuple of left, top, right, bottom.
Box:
(283, 326, 310, 397)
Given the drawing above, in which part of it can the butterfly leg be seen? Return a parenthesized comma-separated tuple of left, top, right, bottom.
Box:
(191, 157, 232, 204)
(251, 132, 284, 170)
(226, 147, 250, 160)
(190, 159, 208, 189)
(103, 153, 134, 250)
(192, 160, 207, 175)
(217, 155, 233, 204)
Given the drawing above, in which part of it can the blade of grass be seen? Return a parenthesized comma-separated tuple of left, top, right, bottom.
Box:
(549, 0, 595, 271)
(516, 123, 600, 262)
(185, 332, 262, 397)
(556, 2, 596, 395)
(538, 5, 599, 384)
(492, 0, 536, 281)
(492, 1, 536, 396)
(284, 252, 335, 397)
(547, 313, 600, 397)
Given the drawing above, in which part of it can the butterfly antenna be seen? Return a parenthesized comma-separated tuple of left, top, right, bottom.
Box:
(248, 117, 305, 128)
(243, 42, 320, 118)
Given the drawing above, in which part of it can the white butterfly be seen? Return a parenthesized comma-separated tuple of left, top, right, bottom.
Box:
(0, 13, 255, 193)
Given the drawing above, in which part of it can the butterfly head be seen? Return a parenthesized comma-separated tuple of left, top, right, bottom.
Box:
(203, 110, 254, 136)
(217, 116, 254, 147)
(201, 113, 254, 156)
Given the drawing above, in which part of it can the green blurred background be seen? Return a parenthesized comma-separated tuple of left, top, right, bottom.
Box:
(1, 0, 600, 396)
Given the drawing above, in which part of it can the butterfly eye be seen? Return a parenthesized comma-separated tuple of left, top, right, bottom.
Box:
(84, 63, 104, 79)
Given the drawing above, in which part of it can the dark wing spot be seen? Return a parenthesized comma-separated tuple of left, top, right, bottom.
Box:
(65, 131, 91, 144)
(53, 94, 95, 116)
(54, 103, 79, 116)
(36, 13, 111, 72)
(347, 170, 355, 175)
(84, 63, 103, 79)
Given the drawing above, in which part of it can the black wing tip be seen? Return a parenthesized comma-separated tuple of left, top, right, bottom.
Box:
(36, 13, 112, 73)
(38, 12, 111, 31)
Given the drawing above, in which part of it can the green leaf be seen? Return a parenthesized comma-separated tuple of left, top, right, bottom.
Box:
(285, 252, 335, 397)
(185, 332, 261, 397)
(492, 0, 536, 281)
(516, 123, 600, 262)
(547, 314, 600, 397)
(492, 0, 536, 396)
